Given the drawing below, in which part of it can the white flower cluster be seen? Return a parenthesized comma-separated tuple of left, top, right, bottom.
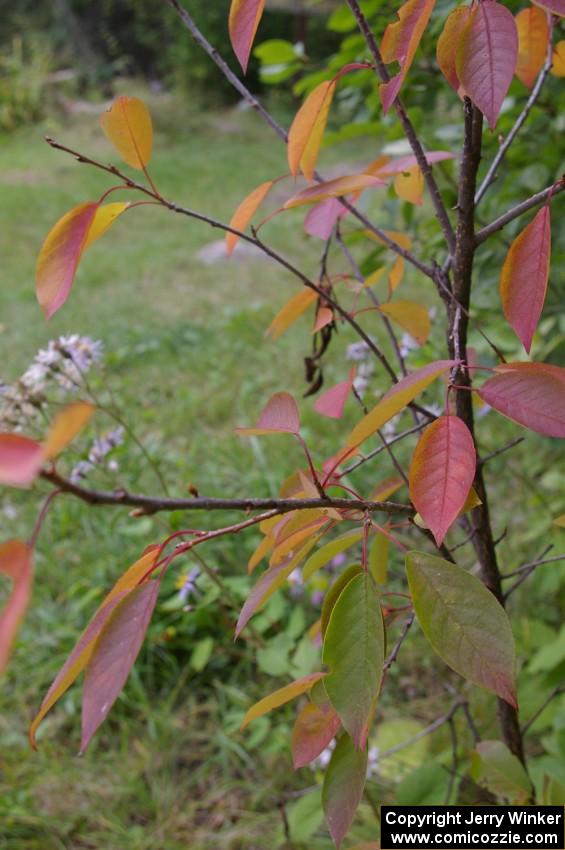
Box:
(0, 335, 103, 431)
(346, 341, 375, 398)
(312, 741, 380, 777)
(69, 426, 125, 484)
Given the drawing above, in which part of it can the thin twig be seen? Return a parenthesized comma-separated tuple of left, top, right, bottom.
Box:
(341, 422, 428, 475)
(378, 701, 462, 759)
(479, 437, 524, 465)
(476, 179, 565, 245)
(383, 613, 415, 670)
(521, 685, 565, 735)
(503, 551, 565, 580)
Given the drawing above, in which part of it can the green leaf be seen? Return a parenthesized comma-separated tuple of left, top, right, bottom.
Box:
(406, 551, 517, 707)
(190, 637, 214, 672)
(284, 788, 324, 844)
(396, 762, 450, 805)
(323, 572, 385, 749)
(254, 39, 297, 64)
(322, 734, 367, 848)
(470, 740, 533, 803)
(303, 528, 363, 581)
(321, 564, 363, 638)
(368, 533, 389, 584)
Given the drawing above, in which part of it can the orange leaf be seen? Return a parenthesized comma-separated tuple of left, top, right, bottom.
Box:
(265, 288, 317, 340)
(551, 40, 565, 76)
(226, 180, 273, 256)
(241, 672, 326, 729)
(380, 0, 437, 112)
(83, 202, 130, 250)
(229, 0, 266, 73)
(409, 415, 476, 545)
(100, 96, 153, 169)
(236, 392, 300, 436)
(437, 6, 473, 93)
(0, 434, 43, 488)
(292, 701, 341, 769)
(0, 540, 33, 674)
(345, 360, 456, 449)
(394, 167, 424, 205)
(284, 174, 385, 208)
(379, 300, 431, 345)
(370, 475, 405, 502)
(29, 548, 158, 748)
(499, 206, 551, 353)
(43, 402, 95, 461)
(516, 7, 549, 88)
(388, 256, 405, 293)
(313, 306, 334, 333)
(288, 80, 336, 181)
(36, 202, 99, 319)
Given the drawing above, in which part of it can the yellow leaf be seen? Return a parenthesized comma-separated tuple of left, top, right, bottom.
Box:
(240, 672, 326, 729)
(284, 174, 385, 208)
(36, 202, 99, 320)
(100, 96, 153, 170)
(363, 267, 386, 288)
(388, 256, 405, 293)
(370, 475, 404, 501)
(265, 288, 317, 340)
(83, 202, 130, 251)
(288, 80, 336, 181)
(552, 41, 565, 77)
(226, 180, 273, 256)
(29, 548, 158, 747)
(394, 168, 424, 205)
(436, 6, 472, 92)
(379, 300, 431, 345)
(345, 360, 455, 449)
(362, 228, 413, 250)
(42, 402, 95, 461)
(248, 534, 274, 574)
(516, 7, 549, 89)
(462, 486, 482, 514)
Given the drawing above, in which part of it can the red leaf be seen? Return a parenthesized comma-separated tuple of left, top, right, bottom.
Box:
(0, 540, 33, 674)
(380, 0, 437, 112)
(456, 1, 518, 129)
(314, 369, 355, 420)
(36, 202, 99, 320)
(81, 581, 160, 752)
(478, 362, 565, 438)
(292, 701, 341, 769)
(229, 0, 266, 73)
(0, 434, 44, 488)
(409, 415, 476, 546)
(304, 198, 348, 241)
(499, 206, 551, 353)
(236, 392, 300, 436)
(322, 734, 367, 848)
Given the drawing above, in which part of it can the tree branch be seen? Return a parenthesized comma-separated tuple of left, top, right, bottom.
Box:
(40, 469, 414, 517)
(475, 179, 565, 245)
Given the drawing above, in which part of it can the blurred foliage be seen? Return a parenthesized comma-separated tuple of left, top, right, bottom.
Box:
(0, 36, 53, 130)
